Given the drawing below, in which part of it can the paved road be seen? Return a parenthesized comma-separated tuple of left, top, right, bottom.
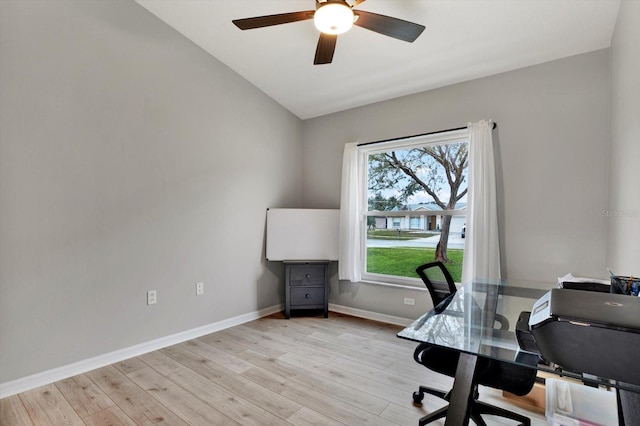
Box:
(367, 234, 465, 249)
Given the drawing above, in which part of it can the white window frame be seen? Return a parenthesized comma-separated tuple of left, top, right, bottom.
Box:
(360, 129, 468, 287)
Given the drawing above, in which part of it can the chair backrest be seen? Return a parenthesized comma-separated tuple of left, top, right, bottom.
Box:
(416, 261, 457, 307)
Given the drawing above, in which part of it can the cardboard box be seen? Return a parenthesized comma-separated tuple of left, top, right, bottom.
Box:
(503, 381, 546, 414)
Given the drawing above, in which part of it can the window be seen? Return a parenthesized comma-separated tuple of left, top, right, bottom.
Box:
(361, 129, 468, 286)
(409, 216, 421, 229)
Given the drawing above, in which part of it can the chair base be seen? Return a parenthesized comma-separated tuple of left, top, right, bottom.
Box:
(413, 385, 531, 426)
(413, 385, 448, 405)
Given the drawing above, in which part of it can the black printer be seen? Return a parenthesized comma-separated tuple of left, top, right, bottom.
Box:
(524, 288, 640, 386)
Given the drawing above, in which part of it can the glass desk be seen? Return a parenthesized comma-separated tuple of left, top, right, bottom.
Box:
(397, 279, 553, 426)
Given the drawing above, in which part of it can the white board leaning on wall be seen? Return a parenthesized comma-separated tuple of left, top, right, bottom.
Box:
(266, 208, 339, 261)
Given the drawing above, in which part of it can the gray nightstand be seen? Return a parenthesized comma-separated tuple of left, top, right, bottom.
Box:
(284, 261, 329, 319)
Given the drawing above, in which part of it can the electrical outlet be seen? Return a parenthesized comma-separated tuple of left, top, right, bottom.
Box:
(196, 282, 204, 296)
(147, 290, 157, 305)
(404, 297, 415, 306)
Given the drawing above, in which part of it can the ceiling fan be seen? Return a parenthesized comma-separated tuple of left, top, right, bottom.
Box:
(232, 0, 425, 65)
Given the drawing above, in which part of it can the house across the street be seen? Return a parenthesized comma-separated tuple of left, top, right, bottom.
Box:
(372, 202, 466, 235)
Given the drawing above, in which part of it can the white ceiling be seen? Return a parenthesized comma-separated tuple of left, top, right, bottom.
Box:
(135, 0, 620, 120)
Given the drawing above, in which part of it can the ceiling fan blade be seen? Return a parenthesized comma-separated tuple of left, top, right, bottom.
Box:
(354, 10, 425, 42)
(232, 11, 314, 30)
(353, 0, 367, 6)
(314, 33, 337, 65)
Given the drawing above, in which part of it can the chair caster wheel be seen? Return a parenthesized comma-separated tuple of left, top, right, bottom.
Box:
(413, 391, 424, 404)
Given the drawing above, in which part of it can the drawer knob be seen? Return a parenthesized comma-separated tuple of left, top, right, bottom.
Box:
(305, 293, 311, 299)
(306, 274, 311, 279)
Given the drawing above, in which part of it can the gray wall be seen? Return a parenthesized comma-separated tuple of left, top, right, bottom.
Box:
(0, 1, 302, 383)
(302, 50, 611, 319)
(607, 0, 640, 276)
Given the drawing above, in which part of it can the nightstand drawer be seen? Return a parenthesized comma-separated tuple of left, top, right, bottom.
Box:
(290, 287, 325, 307)
(288, 265, 326, 286)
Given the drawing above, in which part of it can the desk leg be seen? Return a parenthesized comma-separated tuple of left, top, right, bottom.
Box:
(443, 352, 478, 426)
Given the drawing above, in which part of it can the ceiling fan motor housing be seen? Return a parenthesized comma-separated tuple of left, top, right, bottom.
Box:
(314, 1, 355, 35)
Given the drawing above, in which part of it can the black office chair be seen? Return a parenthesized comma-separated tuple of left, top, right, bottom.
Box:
(416, 261, 458, 311)
(416, 262, 511, 328)
(412, 262, 537, 426)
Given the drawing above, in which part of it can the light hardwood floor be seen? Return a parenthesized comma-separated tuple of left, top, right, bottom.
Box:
(1, 312, 548, 425)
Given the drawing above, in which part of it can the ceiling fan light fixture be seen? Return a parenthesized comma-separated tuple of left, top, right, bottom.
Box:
(314, 2, 354, 35)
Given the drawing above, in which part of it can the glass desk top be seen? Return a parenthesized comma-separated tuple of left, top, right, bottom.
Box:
(397, 279, 553, 366)
(398, 279, 639, 425)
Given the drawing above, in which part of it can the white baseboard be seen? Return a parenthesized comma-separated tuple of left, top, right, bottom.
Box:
(0, 304, 282, 399)
(329, 303, 413, 326)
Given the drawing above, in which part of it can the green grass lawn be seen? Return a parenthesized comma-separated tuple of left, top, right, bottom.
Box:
(366, 247, 463, 282)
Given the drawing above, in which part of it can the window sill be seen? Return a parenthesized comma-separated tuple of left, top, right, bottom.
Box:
(354, 278, 429, 291)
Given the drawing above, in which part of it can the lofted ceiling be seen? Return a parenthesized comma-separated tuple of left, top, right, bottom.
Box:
(135, 0, 620, 120)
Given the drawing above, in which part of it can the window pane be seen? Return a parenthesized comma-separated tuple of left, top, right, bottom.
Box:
(365, 139, 467, 283)
(365, 228, 465, 283)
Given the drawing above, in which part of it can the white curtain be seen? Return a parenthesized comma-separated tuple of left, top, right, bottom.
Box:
(338, 143, 363, 281)
(461, 120, 501, 283)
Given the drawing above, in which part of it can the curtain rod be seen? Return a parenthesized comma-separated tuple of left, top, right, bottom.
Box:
(357, 122, 497, 147)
